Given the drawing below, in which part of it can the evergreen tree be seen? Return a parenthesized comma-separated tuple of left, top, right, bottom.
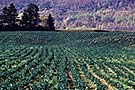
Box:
(0, 3, 17, 28)
(0, 15, 2, 27)
(0, 6, 10, 27)
(21, 3, 40, 28)
(8, 3, 18, 27)
(47, 14, 55, 31)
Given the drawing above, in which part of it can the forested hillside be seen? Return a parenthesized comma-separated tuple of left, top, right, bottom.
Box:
(0, 0, 135, 30)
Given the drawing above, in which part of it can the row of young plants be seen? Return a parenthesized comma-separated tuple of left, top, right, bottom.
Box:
(1, 31, 135, 47)
(0, 46, 39, 76)
(64, 47, 135, 90)
(0, 46, 42, 89)
(0, 45, 135, 89)
(65, 48, 108, 90)
(0, 47, 65, 89)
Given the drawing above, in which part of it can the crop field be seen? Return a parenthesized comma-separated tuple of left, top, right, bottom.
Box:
(0, 31, 135, 90)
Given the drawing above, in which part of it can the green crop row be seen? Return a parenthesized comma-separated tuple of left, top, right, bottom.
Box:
(0, 31, 135, 89)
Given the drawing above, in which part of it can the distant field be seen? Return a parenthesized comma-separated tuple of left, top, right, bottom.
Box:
(0, 31, 135, 90)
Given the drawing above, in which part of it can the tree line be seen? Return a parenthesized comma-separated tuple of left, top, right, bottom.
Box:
(0, 3, 55, 31)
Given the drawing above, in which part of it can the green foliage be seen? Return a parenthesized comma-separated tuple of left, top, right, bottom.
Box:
(20, 3, 40, 28)
(8, 3, 18, 27)
(0, 3, 18, 27)
(0, 7, 10, 26)
(0, 32, 135, 89)
(0, 3, 56, 31)
(46, 14, 55, 31)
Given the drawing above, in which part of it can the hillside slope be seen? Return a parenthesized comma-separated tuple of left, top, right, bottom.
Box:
(1, 31, 135, 47)
(0, 31, 135, 89)
(0, 0, 135, 30)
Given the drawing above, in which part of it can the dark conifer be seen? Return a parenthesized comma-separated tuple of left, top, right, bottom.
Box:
(0, 6, 9, 27)
(0, 3, 17, 28)
(47, 14, 55, 31)
(8, 3, 18, 27)
(21, 3, 40, 28)
(0, 15, 2, 27)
